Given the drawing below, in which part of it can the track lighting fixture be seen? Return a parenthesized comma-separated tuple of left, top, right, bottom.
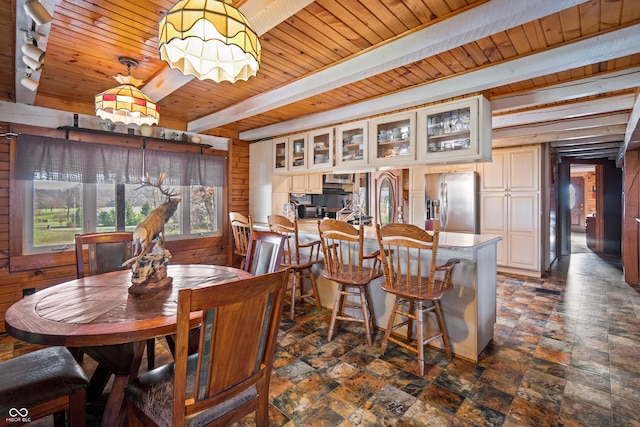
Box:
(24, 0, 53, 25)
(21, 75, 39, 91)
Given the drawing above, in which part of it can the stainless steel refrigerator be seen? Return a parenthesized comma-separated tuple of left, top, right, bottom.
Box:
(425, 171, 479, 233)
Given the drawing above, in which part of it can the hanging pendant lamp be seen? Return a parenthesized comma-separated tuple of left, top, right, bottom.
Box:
(158, 0, 261, 83)
(95, 57, 160, 126)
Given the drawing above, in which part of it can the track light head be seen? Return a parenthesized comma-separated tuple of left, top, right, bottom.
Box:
(24, 0, 53, 26)
(21, 75, 39, 91)
(22, 55, 43, 71)
(21, 43, 45, 62)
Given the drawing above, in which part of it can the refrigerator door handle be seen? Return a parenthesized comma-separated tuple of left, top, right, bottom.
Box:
(440, 182, 448, 230)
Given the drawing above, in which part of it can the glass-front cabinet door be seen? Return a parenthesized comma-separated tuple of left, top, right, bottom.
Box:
(288, 133, 308, 172)
(336, 120, 368, 168)
(308, 128, 333, 171)
(369, 112, 416, 166)
(272, 137, 288, 173)
(417, 95, 491, 163)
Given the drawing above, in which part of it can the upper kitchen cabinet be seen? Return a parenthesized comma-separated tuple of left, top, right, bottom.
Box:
(273, 137, 288, 173)
(369, 112, 416, 166)
(308, 128, 334, 171)
(416, 95, 491, 163)
(289, 133, 308, 172)
(336, 121, 369, 168)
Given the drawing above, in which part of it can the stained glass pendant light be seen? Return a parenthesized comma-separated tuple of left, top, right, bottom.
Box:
(95, 57, 160, 126)
(158, 0, 261, 83)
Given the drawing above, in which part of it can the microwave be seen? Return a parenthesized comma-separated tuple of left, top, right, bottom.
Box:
(324, 173, 354, 184)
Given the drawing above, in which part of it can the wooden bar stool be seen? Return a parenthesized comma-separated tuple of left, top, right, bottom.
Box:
(375, 223, 459, 376)
(268, 215, 322, 319)
(317, 219, 382, 346)
(229, 212, 253, 269)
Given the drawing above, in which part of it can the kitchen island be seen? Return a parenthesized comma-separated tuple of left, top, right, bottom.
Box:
(255, 220, 501, 362)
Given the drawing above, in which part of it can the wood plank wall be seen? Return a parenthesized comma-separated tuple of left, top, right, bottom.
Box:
(623, 151, 640, 285)
(0, 124, 250, 333)
(227, 139, 250, 267)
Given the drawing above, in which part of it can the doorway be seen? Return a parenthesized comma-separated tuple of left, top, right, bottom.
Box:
(569, 164, 597, 253)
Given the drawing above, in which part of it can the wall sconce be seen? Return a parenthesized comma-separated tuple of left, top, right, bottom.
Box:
(21, 75, 39, 91)
(24, 0, 53, 25)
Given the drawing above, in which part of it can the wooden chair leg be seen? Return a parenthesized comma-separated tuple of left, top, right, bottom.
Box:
(290, 270, 300, 319)
(434, 300, 453, 359)
(68, 388, 87, 427)
(308, 268, 322, 310)
(327, 284, 344, 341)
(407, 299, 415, 342)
(358, 286, 372, 346)
(146, 338, 155, 370)
(415, 301, 425, 377)
(363, 285, 376, 340)
(381, 296, 399, 353)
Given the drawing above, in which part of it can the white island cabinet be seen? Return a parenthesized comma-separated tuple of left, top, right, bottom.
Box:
(254, 220, 500, 362)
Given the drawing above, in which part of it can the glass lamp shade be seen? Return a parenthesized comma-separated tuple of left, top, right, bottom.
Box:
(158, 0, 261, 83)
(95, 75, 160, 126)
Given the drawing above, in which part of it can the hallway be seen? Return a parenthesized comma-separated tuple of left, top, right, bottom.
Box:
(1, 250, 639, 426)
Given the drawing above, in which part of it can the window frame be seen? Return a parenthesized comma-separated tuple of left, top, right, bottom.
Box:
(9, 134, 229, 272)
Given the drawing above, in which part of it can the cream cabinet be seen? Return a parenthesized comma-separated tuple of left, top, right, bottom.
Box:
(417, 95, 491, 164)
(272, 175, 291, 215)
(289, 133, 308, 172)
(290, 173, 323, 194)
(480, 146, 541, 273)
(336, 121, 369, 168)
(481, 146, 539, 192)
(308, 128, 334, 171)
(273, 137, 288, 173)
(369, 112, 416, 166)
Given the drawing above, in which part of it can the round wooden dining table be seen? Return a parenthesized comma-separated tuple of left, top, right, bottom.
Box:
(4, 264, 251, 427)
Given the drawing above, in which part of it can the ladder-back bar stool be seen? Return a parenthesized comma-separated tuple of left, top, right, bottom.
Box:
(375, 223, 459, 376)
(317, 219, 382, 346)
(268, 215, 322, 319)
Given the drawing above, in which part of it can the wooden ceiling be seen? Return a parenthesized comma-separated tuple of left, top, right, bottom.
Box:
(2, 0, 640, 162)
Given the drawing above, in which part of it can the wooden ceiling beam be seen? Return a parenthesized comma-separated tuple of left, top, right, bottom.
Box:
(492, 93, 636, 129)
(194, 0, 590, 134)
(491, 67, 640, 113)
(238, 23, 640, 140)
(492, 124, 627, 147)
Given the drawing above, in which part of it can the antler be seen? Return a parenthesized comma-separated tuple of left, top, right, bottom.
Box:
(136, 172, 181, 197)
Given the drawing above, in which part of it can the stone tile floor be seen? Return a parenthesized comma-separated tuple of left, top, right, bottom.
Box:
(2, 248, 639, 426)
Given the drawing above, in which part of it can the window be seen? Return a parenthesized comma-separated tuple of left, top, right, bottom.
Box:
(16, 135, 225, 254)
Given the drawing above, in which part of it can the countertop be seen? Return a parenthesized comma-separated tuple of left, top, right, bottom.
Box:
(254, 220, 501, 251)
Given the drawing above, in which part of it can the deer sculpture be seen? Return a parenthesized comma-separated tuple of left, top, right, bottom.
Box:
(123, 172, 181, 269)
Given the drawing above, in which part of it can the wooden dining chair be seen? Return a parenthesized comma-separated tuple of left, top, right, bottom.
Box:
(125, 269, 290, 427)
(244, 230, 286, 275)
(375, 223, 460, 376)
(75, 231, 134, 278)
(268, 214, 322, 319)
(74, 232, 156, 369)
(229, 212, 253, 269)
(0, 346, 89, 427)
(317, 219, 383, 346)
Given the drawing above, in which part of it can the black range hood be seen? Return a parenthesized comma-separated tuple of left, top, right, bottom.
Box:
(322, 183, 351, 194)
